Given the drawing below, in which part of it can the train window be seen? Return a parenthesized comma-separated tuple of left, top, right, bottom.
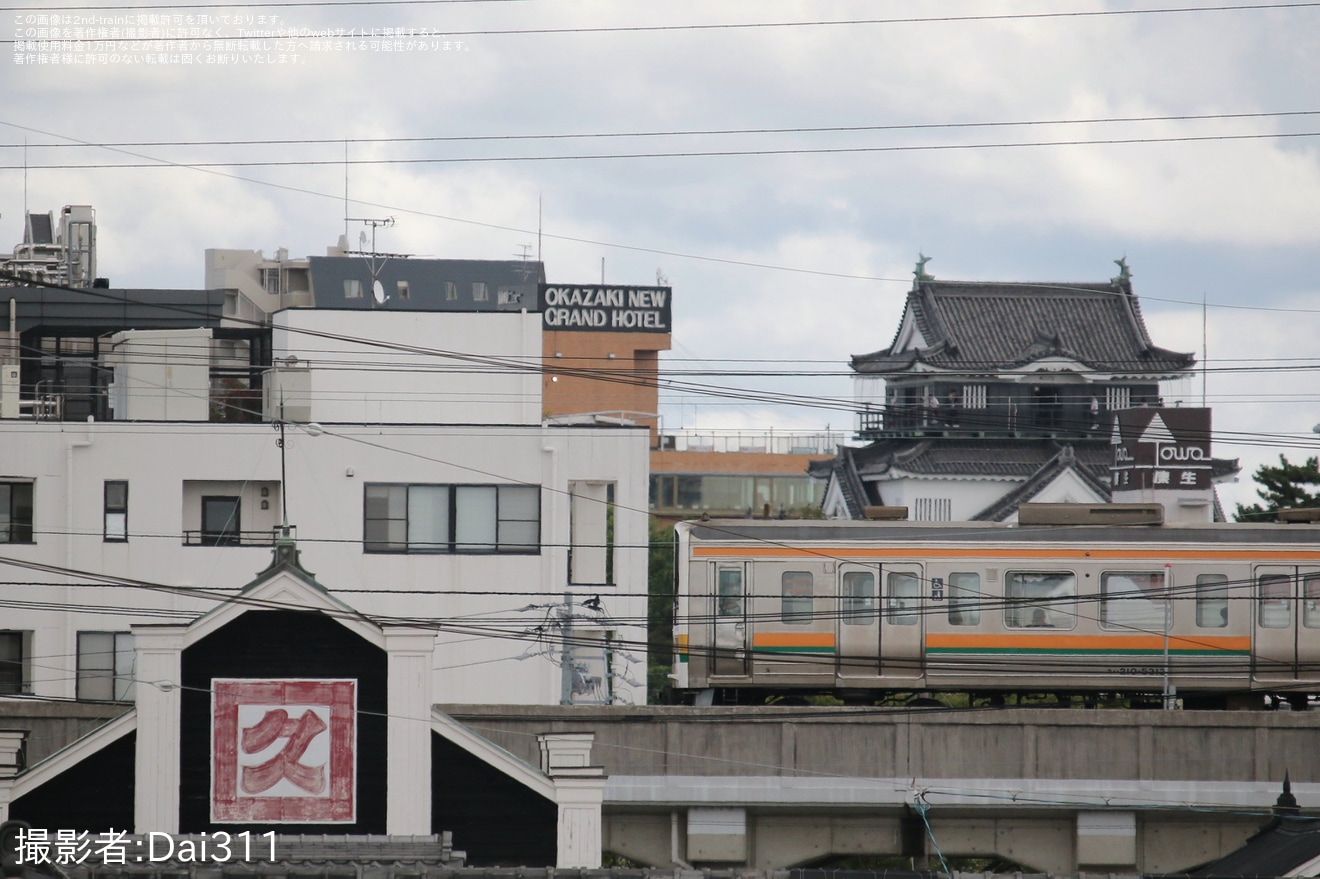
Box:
(1100, 571, 1168, 631)
(1196, 574, 1230, 628)
(1259, 574, 1291, 628)
(717, 569, 743, 617)
(1005, 572, 1076, 629)
(781, 572, 814, 624)
(886, 572, 920, 626)
(1305, 574, 1320, 628)
(841, 571, 876, 625)
(947, 572, 981, 626)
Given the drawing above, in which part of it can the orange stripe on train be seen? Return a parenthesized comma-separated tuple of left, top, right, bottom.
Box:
(752, 632, 837, 648)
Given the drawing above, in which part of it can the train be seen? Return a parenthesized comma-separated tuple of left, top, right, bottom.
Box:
(668, 508, 1320, 708)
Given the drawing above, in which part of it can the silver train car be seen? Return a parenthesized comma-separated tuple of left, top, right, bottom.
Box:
(670, 516, 1320, 708)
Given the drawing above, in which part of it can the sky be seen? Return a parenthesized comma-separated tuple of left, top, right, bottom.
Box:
(4, 0, 1320, 513)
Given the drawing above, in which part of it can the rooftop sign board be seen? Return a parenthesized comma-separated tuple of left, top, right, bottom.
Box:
(1110, 407, 1212, 491)
(538, 284, 672, 333)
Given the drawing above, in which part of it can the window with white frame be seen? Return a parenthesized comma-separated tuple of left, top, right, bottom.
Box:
(104, 480, 127, 541)
(0, 481, 33, 544)
(472, 281, 489, 301)
(364, 483, 540, 553)
(343, 279, 363, 299)
(77, 632, 136, 702)
(1106, 386, 1131, 411)
(445, 281, 458, 300)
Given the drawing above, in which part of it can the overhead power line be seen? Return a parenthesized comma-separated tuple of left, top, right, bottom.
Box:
(7, 129, 1319, 168)
(4, 109, 1317, 150)
(3, 1, 1317, 24)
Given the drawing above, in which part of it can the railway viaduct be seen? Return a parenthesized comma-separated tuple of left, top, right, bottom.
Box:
(444, 704, 1320, 875)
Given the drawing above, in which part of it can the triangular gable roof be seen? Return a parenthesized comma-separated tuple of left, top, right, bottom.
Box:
(852, 277, 1194, 377)
(181, 538, 384, 649)
(972, 444, 1111, 522)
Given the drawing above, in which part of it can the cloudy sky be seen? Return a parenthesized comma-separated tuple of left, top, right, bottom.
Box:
(4, 0, 1320, 511)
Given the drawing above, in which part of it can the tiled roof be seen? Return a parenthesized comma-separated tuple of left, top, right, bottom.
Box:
(848, 438, 1116, 482)
(853, 278, 1194, 376)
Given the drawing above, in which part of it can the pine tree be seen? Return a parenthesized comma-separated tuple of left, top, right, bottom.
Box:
(1234, 455, 1320, 521)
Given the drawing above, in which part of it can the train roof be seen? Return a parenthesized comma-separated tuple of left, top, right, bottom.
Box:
(678, 518, 1320, 547)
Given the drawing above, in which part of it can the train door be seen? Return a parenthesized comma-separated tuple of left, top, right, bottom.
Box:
(712, 562, 750, 677)
(1251, 565, 1320, 682)
(881, 565, 924, 679)
(837, 564, 881, 680)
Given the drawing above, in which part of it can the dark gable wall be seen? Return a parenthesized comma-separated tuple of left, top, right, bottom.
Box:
(9, 731, 136, 831)
(431, 733, 556, 866)
(179, 609, 387, 833)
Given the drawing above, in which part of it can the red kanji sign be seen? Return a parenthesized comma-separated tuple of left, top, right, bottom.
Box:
(212, 679, 356, 823)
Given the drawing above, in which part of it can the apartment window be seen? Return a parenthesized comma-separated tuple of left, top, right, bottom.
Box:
(1106, 386, 1131, 412)
(780, 571, 814, 624)
(886, 572, 920, 626)
(841, 571, 876, 625)
(1100, 571, 1168, 631)
(0, 632, 25, 695)
(104, 480, 128, 541)
(472, 281, 489, 301)
(396, 280, 410, 301)
(1196, 574, 1230, 628)
(77, 632, 135, 702)
(1005, 571, 1076, 629)
(445, 281, 457, 301)
(947, 572, 982, 626)
(364, 483, 540, 553)
(0, 481, 34, 544)
(343, 279, 363, 299)
(201, 496, 242, 546)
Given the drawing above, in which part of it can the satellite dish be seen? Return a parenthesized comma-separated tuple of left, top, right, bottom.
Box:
(359, 231, 368, 250)
(372, 279, 386, 304)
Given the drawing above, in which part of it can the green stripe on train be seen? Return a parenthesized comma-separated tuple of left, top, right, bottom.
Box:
(926, 647, 1250, 656)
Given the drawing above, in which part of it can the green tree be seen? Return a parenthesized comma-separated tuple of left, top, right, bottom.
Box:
(647, 519, 676, 701)
(1235, 455, 1320, 521)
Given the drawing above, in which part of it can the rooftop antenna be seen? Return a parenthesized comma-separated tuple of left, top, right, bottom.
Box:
(515, 243, 533, 261)
(345, 216, 408, 307)
(538, 194, 543, 262)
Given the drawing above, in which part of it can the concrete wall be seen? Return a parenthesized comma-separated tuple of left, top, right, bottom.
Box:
(447, 705, 1318, 872)
(272, 309, 543, 425)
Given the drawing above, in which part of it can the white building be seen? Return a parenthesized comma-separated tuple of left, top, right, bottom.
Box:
(0, 216, 650, 706)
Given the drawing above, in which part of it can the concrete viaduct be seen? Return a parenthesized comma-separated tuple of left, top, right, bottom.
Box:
(444, 705, 1320, 875)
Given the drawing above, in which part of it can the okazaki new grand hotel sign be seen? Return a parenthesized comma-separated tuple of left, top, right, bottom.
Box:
(211, 679, 357, 823)
(538, 285, 672, 333)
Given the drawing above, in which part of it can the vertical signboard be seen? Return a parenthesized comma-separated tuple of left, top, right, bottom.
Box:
(1110, 408, 1212, 491)
(212, 679, 357, 823)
